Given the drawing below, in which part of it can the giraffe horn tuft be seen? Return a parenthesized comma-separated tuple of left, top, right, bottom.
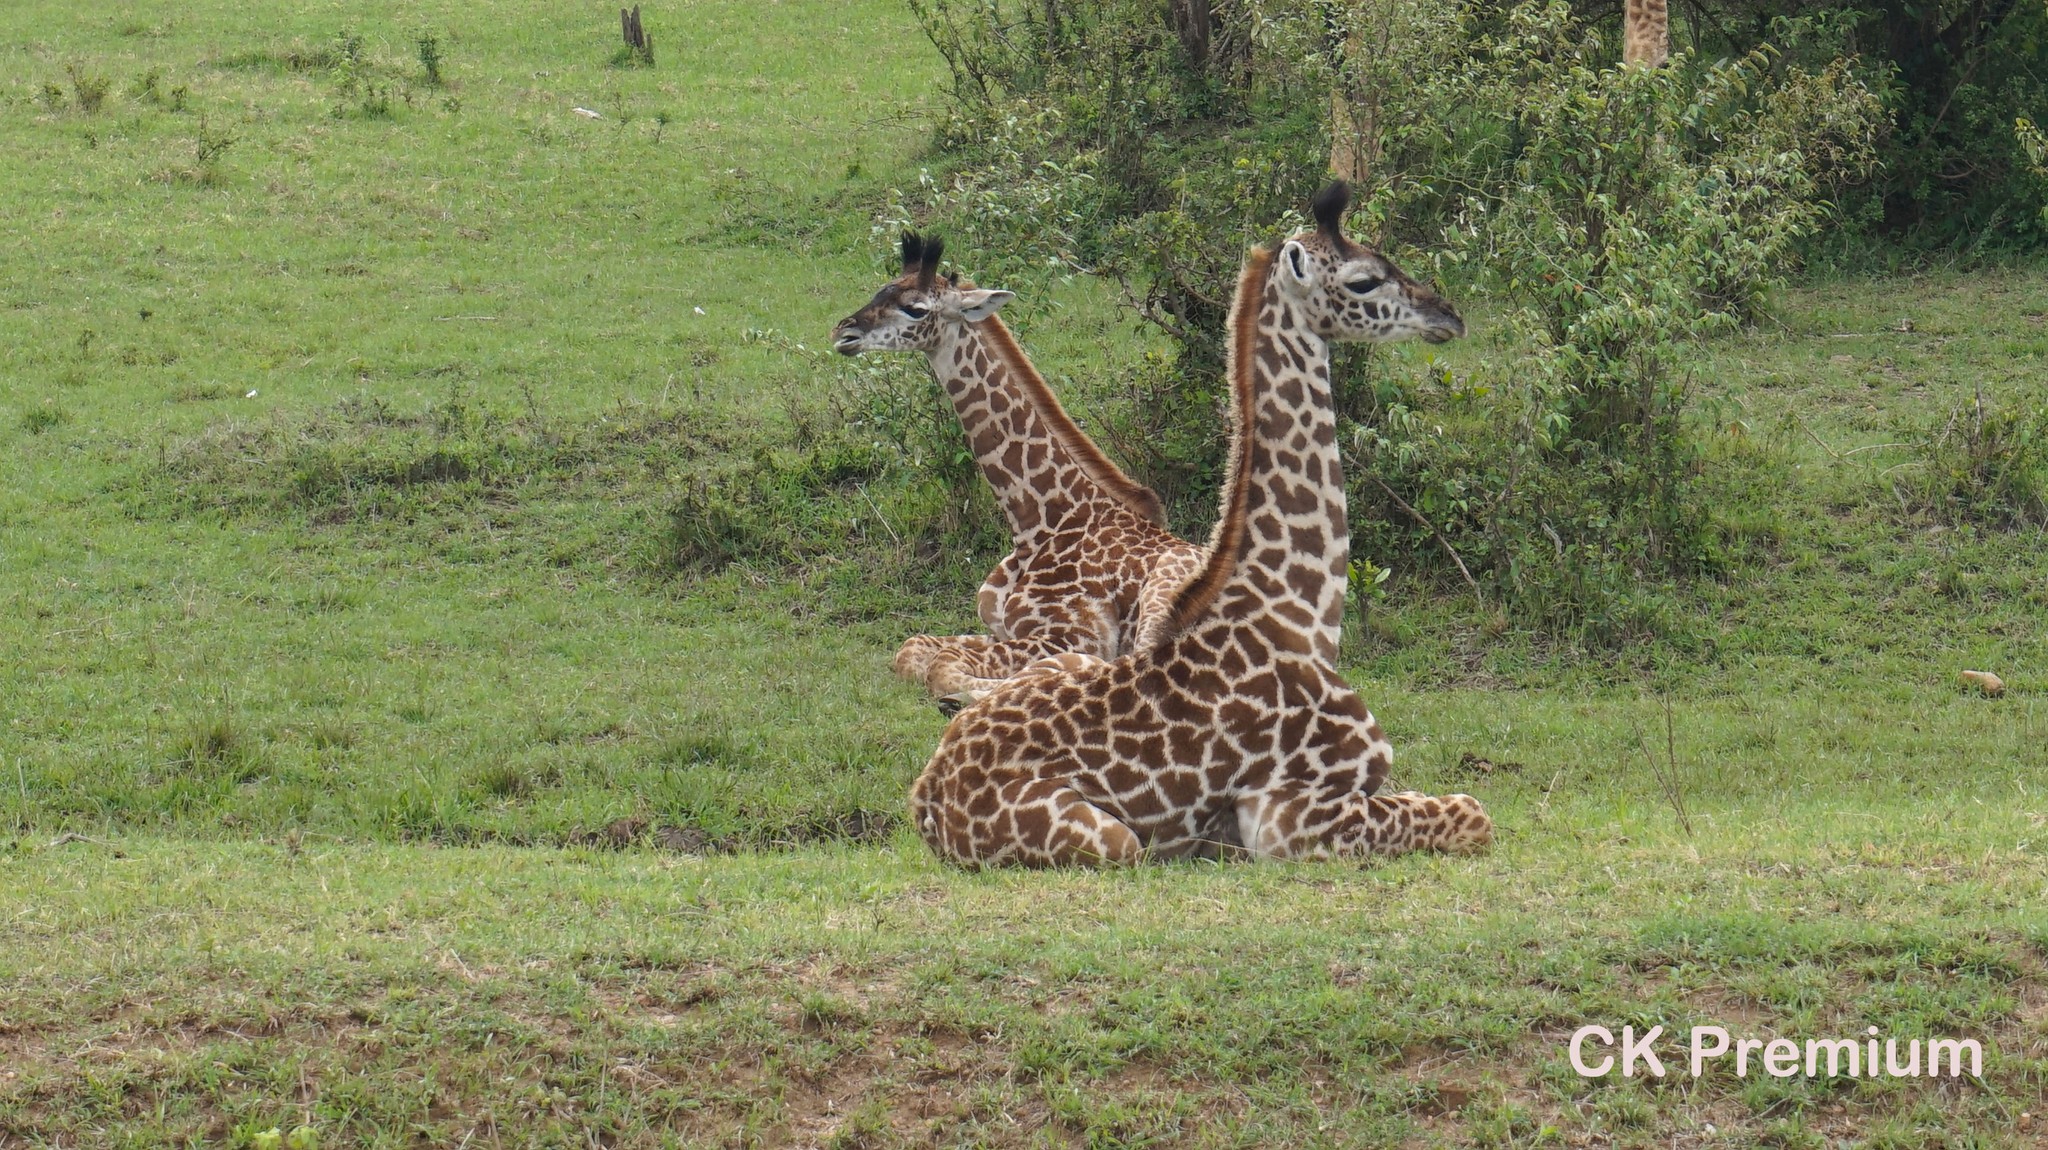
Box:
(900, 231, 924, 274)
(917, 236, 945, 290)
(1310, 181, 1351, 241)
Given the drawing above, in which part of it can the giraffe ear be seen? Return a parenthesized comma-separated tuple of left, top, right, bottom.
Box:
(955, 289, 1014, 321)
(1276, 241, 1315, 297)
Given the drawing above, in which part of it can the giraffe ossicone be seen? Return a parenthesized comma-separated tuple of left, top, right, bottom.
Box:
(831, 234, 1205, 705)
(908, 182, 1492, 867)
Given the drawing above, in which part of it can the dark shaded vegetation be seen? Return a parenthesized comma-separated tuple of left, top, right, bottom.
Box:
(1660, 0, 2048, 248)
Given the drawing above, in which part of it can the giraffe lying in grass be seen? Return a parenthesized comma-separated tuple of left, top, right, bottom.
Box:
(909, 183, 1493, 866)
(832, 234, 1205, 710)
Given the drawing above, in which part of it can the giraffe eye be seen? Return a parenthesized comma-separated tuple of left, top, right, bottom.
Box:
(900, 304, 929, 319)
(1345, 277, 1384, 295)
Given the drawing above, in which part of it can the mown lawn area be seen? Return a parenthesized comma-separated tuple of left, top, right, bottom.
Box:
(1, 0, 2043, 1146)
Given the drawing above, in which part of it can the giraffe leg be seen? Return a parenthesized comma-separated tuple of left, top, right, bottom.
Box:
(893, 634, 996, 686)
(1237, 785, 1492, 859)
(921, 636, 1089, 699)
(936, 651, 1111, 715)
(1343, 790, 1492, 856)
(915, 774, 1143, 868)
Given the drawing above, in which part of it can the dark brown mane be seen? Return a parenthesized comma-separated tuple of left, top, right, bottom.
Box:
(975, 314, 1169, 527)
(1154, 245, 1274, 641)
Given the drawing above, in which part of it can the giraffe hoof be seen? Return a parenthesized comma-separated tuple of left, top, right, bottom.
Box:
(935, 694, 970, 718)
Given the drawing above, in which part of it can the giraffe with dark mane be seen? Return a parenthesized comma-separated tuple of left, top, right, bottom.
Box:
(909, 184, 1493, 866)
(833, 235, 1205, 709)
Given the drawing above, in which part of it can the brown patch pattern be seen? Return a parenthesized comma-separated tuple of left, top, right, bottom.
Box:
(1623, 0, 1669, 67)
(907, 185, 1492, 867)
(832, 238, 1206, 701)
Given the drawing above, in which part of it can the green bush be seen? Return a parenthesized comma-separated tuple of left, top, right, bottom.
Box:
(1665, 1, 2048, 251)
(903, 0, 1883, 643)
(1353, 12, 1881, 639)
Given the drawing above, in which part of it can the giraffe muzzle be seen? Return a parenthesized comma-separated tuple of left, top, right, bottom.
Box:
(1420, 308, 1466, 344)
(831, 327, 866, 355)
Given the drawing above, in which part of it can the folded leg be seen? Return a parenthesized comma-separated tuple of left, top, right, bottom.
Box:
(893, 633, 996, 686)
(915, 775, 1144, 868)
(1237, 783, 1492, 859)
(935, 651, 1110, 715)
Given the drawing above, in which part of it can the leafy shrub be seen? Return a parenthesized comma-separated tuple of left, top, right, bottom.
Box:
(415, 32, 444, 86)
(903, 0, 1883, 643)
(1549, 1, 2048, 252)
(327, 29, 395, 119)
(189, 116, 236, 183)
(1360, 11, 1882, 638)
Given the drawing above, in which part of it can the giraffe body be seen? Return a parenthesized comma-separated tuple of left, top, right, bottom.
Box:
(834, 237, 1205, 702)
(1623, 0, 1669, 67)
(911, 185, 1492, 867)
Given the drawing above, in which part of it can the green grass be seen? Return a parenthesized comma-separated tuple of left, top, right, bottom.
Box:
(1, 0, 2045, 1145)
(2, 827, 2042, 1147)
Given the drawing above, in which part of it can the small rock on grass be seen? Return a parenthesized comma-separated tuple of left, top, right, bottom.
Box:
(1959, 669, 2005, 697)
(1455, 751, 1523, 776)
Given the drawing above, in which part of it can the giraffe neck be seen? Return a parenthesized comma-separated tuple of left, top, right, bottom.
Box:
(1226, 276, 1347, 661)
(926, 320, 1089, 540)
(1623, 0, 1668, 66)
(1158, 249, 1346, 664)
(973, 315, 1168, 527)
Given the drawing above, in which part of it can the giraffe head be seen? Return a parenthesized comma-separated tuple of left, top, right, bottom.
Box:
(1275, 182, 1466, 345)
(831, 233, 1015, 356)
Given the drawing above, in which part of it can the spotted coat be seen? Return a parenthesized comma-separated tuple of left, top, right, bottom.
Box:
(909, 184, 1494, 866)
(833, 236, 1205, 702)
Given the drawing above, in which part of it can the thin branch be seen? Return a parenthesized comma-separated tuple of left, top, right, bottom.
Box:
(1791, 410, 1842, 460)
(1365, 474, 1481, 603)
(1632, 696, 1693, 838)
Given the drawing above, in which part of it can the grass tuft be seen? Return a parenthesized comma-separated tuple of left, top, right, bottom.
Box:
(19, 403, 68, 435)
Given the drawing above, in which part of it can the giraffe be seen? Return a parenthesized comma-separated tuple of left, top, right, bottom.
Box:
(832, 234, 1207, 708)
(1622, 0, 1669, 67)
(909, 182, 1493, 867)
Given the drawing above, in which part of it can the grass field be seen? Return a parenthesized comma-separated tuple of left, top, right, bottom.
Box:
(2, 1, 2045, 1146)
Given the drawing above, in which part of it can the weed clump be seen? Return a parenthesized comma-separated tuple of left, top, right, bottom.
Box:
(328, 29, 396, 119)
(306, 719, 357, 751)
(175, 711, 264, 783)
(161, 116, 239, 184)
(122, 67, 185, 111)
(414, 31, 444, 86)
(667, 443, 890, 571)
(65, 64, 111, 112)
(1895, 391, 2048, 529)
